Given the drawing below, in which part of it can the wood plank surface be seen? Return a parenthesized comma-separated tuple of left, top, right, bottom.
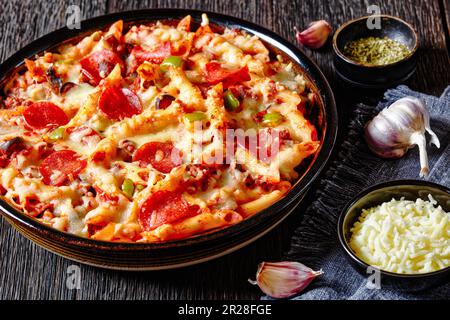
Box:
(442, 0, 450, 54)
(0, 0, 449, 300)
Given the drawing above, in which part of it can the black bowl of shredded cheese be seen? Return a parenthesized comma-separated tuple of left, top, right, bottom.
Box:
(332, 15, 419, 88)
(338, 180, 450, 292)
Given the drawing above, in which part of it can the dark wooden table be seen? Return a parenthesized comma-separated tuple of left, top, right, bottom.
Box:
(1, 0, 449, 300)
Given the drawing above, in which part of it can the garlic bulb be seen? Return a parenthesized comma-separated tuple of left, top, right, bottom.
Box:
(295, 20, 332, 49)
(248, 261, 323, 298)
(365, 96, 440, 177)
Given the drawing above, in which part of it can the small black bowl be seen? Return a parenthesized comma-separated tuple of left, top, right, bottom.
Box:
(338, 180, 450, 292)
(332, 15, 419, 88)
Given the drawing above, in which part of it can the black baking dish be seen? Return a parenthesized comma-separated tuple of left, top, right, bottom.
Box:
(0, 9, 338, 270)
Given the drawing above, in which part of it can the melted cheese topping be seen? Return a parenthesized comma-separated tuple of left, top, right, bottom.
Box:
(350, 195, 450, 274)
(0, 15, 321, 242)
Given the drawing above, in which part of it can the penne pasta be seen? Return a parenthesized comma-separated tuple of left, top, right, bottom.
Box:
(141, 209, 243, 242)
(0, 14, 321, 243)
(240, 183, 290, 217)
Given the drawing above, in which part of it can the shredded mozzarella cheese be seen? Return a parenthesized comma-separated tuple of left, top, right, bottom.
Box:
(349, 195, 450, 274)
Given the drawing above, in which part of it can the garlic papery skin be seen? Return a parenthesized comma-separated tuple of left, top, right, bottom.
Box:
(248, 261, 323, 299)
(295, 20, 332, 49)
(365, 96, 440, 177)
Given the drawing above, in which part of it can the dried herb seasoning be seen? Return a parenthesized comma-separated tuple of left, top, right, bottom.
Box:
(343, 36, 411, 65)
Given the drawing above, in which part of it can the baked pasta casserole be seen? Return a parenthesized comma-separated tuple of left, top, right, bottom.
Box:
(0, 14, 320, 242)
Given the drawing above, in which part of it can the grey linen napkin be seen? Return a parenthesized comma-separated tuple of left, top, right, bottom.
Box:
(263, 85, 450, 300)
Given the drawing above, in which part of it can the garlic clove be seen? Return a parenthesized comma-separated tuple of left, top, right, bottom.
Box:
(364, 117, 409, 159)
(295, 20, 332, 49)
(248, 261, 323, 299)
(364, 96, 440, 177)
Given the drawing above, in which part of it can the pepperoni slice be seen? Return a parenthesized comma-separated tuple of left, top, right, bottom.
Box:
(80, 50, 124, 85)
(98, 86, 142, 121)
(203, 62, 251, 88)
(130, 42, 172, 69)
(39, 150, 87, 186)
(23, 102, 69, 130)
(139, 190, 199, 231)
(133, 141, 182, 173)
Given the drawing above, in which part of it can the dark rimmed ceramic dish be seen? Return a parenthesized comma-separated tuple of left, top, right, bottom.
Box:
(0, 9, 338, 270)
(333, 15, 419, 89)
(338, 180, 450, 291)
